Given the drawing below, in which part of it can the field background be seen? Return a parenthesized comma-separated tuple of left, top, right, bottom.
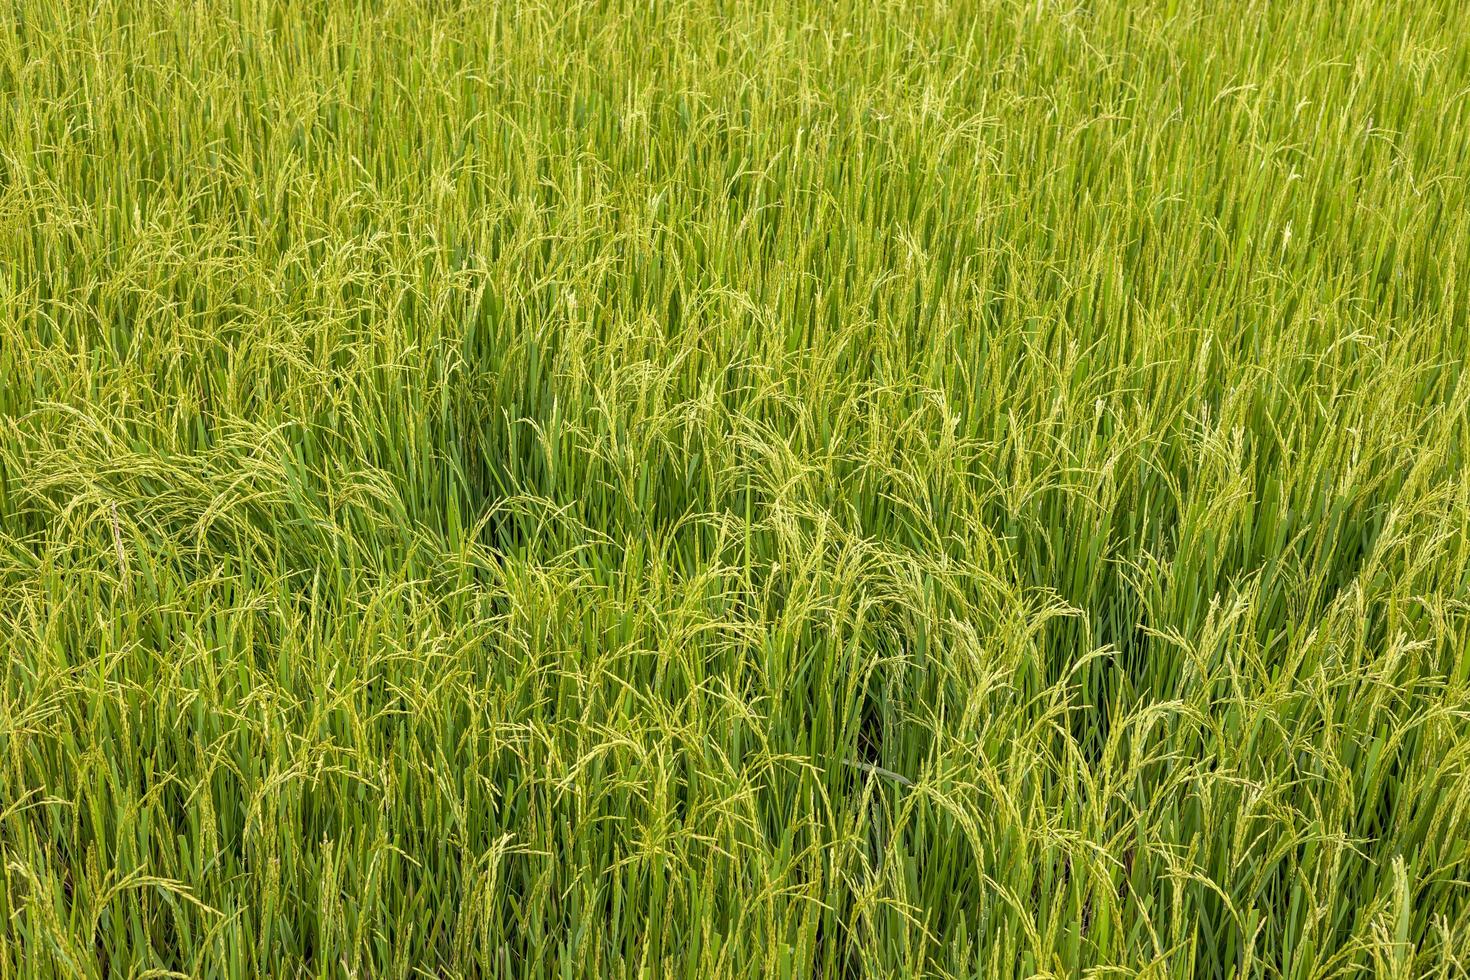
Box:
(3, 0, 1469, 976)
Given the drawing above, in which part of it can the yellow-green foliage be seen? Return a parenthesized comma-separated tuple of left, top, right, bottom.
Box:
(2, 0, 1469, 976)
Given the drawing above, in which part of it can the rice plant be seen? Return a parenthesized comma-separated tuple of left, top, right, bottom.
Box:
(2, 0, 1468, 976)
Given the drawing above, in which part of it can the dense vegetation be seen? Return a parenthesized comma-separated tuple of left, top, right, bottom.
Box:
(3, 0, 1469, 975)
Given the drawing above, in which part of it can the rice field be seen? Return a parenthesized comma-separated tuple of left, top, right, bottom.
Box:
(3, 0, 1470, 976)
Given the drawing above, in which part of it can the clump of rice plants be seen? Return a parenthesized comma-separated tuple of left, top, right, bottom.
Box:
(2, 0, 1468, 976)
